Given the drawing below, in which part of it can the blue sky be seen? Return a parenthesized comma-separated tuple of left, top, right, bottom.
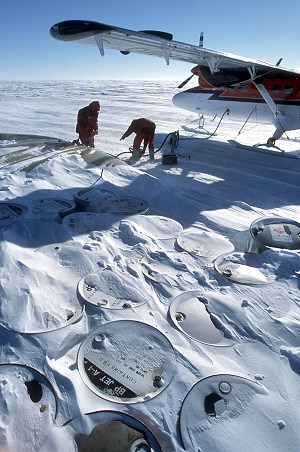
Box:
(1, 0, 300, 81)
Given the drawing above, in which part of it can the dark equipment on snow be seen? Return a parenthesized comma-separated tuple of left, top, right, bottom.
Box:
(162, 131, 178, 165)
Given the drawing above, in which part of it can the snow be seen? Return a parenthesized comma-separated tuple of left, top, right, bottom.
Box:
(0, 80, 300, 451)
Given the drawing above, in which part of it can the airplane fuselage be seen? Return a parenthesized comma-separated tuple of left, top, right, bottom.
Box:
(173, 69, 300, 136)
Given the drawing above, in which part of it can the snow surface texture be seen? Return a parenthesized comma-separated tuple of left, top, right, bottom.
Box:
(0, 80, 300, 452)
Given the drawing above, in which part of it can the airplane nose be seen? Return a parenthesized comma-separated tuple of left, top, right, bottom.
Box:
(172, 91, 200, 113)
(173, 91, 189, 109)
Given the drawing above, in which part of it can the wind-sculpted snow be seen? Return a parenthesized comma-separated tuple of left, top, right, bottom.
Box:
(0, 80, 299, 451)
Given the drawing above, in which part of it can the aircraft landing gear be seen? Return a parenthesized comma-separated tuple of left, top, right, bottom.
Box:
(266, 137, 277, 147)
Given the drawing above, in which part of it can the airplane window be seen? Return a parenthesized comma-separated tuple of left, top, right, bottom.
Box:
(271, 85, 280, 94)
(284, 85, 293, 95)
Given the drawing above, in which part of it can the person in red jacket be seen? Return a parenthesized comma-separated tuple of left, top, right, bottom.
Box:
(120, 118, 156, 160)
(76, 101, 100, 147)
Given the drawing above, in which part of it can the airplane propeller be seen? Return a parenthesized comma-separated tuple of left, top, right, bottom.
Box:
(177, 74, 195, 89)
(178, 57, 285, 90)
(178, 32, 204, 89)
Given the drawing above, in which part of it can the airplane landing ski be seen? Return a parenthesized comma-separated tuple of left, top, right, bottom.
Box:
(228, 139, 300, 159)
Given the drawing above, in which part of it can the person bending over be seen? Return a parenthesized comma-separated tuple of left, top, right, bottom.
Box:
(121, 118, 155, 160)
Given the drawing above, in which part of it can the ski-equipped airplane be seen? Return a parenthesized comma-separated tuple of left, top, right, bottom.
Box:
(50, 20, 300, 146)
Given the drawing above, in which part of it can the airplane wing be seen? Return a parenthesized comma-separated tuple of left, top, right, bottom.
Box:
(50, 20, 300, 78)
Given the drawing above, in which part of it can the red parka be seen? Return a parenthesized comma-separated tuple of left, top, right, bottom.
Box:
(122, 118, 155, 138)
(76, 101, 100, 137)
